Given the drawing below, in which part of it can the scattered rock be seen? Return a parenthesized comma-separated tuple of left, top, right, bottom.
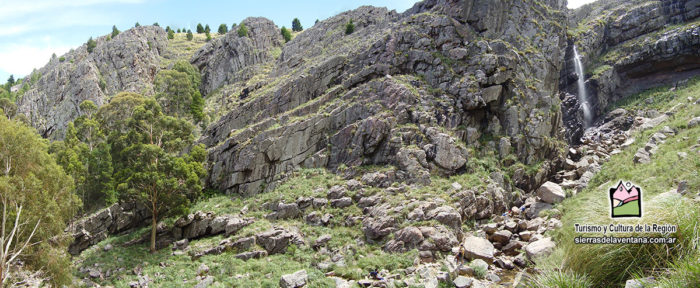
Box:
(453, 276, 473, 288)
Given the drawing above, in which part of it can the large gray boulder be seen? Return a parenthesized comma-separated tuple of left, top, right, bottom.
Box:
(525, 237, 556, 262)
(461, 236, 495, 264)
(536, 181, 566, 204)
(279, 270, 308, 288)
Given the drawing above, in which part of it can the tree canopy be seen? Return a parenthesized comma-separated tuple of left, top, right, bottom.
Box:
(281, 26, 292, 43)
(218, 23, 228, 35)
(0, 114, 79, 286)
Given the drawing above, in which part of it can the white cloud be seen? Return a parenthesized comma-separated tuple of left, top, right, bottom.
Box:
(568, 0, 597, 9)
(0, 43, 72, 77)
(0, 0, 145, 19)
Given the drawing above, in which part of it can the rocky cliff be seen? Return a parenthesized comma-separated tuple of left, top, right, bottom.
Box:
(560, 0, 699, 143)
(200, 0, 569, 196)
(15, 26, 167, 138)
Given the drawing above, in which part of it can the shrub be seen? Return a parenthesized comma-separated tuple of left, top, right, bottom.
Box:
(281, 26, 292, 43)
(111, 25, 120, 38)
(345, 19, 355, 35)
(153, 22, 159, 27)
(134, 22, 140, 27)
(86, 37, 96, 53)
(167, 29, 174, 39)
(196, 23, 204, 33)
(165, 26, 171, 33)
(237, 23, 248, 37)
(218, 23, 228, 34)
(176, 28, 181, 33)
(204, 24, 210, 33)
(292, 18, 303, 32)
(186, 30, 193, 41)
(205, 31, 211, 41)
(59, 56, 66, 62)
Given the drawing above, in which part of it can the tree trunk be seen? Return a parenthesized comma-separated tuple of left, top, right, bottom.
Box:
(150, 212, 156, 253)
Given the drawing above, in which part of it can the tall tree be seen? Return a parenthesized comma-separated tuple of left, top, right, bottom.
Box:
(218, 23, 228, 35)
(51, 101, 115, 211)
(0, 114, 79, 286)
(292, 18, 303, 32)
(117, 99, 206, 252)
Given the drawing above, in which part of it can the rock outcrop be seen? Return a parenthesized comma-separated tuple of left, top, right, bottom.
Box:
(201, 0, 568, 195)
(16, 26, 167, 138)
(67, 202, 151, 255)
(191, 17, 283, 95)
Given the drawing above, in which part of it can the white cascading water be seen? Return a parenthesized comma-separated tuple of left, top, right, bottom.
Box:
(573, 45, 592, 128)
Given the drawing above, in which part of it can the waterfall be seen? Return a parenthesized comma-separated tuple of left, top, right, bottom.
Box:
(573, 45, 592, 128)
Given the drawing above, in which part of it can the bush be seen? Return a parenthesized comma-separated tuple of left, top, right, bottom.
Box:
(165, 26, 171, 33)
(86, 37, 96, 53)
(281, 26, 292, 43)
(292, 18, 303, 32)
(205, 31, 211, 41)
(167, 29, 174, 39)
(345, 19, 355, 35)
(153, 22, 159, 27)
(111, 25, 120, 38)
(59, 56, 66, 62)
(196, 23, 204, 33)
(176, 28, 181, 33)
(237, 23, 248, 37)
(134, 22, 140, 27)
(218, 23, 228, 35)
(204, 24, 210, 33)
(186, 30, 193, 41)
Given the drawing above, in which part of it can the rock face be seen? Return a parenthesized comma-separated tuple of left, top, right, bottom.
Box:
(191, 17, 283, 95)
(202, 0, 568, 195)
(16, 26, 167, 138)
(561, 0, 699, 143)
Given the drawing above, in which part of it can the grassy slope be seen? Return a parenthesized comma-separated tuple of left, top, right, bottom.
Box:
(530, 77, 700, 287)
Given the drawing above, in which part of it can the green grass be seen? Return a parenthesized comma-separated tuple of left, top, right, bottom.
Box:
(529, 77, 700, 287)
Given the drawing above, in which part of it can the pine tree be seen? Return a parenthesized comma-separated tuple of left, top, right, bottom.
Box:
(218, 23, 228, 35)
(186, 30, 193, 41)
(196, 23, 204, 33)
(237, 23, 248, 37)
(281, 26, 292, 43)
(135, 22, 140, 27)
(204, 24, 211, 33)
(292, 18, 303, 32)
(168, 29, 175, 39)
(345, 19, 355, 35)
(86, 37, 97, 53)
(111, 25, 120, 38)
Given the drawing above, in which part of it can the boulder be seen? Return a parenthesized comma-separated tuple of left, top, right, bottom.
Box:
(536, 182, 565, 204)
(524, 237, 556, 261)
(461, 236, 495, 264)
(279, 270, 308, 288)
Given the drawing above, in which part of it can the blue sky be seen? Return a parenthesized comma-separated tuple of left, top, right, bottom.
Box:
(0, 0, 595, 83)
(0, 0, 421, 82)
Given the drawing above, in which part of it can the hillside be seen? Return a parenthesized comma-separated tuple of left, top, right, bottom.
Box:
(0, 0, 698, 287)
